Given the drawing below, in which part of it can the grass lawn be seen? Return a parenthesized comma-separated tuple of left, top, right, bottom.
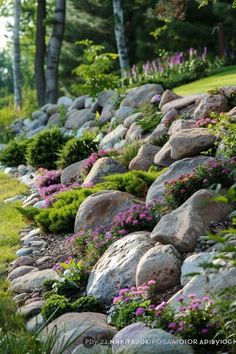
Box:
(174, 65, 236, 95)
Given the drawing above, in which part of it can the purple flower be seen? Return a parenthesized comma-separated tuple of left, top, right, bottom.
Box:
(119, 288, 129, 296)
(135, 307, 145, 316)
(147, 280, 156, 286)
(168, 322, 177, 329)
(201, 328, 209, 334)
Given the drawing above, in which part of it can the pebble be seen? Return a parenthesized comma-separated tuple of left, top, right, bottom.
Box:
(26, 314, 44, 332)
(16, 248, 33, 257)
(11, 256, 34, 270)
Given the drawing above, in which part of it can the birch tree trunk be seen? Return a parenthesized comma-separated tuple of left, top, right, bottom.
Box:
(45, 0, 66, 103)
(35, 0, 46, 107)
(112, 0, 129, 75)
(13, 0, 22, 109)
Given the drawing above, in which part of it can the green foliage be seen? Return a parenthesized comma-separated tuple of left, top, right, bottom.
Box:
(41, 295, 72, 321)
(0, 139, 30, 167)
(164, 159, 236, 208)
(117, 141, 142, 167)
(72, 296, 104, 313)
(137, 104, 163, 132)
(57, 135, 98, 169)
(208, 112, 236, 158)
(72, 40, 119, 97)
(26, 128, 68, 169)
(16, 206, 40, 223)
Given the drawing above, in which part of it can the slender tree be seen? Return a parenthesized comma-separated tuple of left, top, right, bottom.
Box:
(13, 0, 22, 109)
(112, 0, 129, 75)
(45, 0, 66, 103)
(35, 0, 46, 107)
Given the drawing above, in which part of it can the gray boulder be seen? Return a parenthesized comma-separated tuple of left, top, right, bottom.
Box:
(65, 109, 95, 129)
(120, 84, 163, 109)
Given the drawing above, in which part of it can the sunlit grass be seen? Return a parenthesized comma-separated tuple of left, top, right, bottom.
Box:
(174, 65, 236, 95)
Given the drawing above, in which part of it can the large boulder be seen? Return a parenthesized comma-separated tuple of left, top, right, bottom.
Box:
(129, 144, 161, 171)
(42, 312, 116, 354)
(124, 113, 143, 128)
(159, 90, 182, 108)
(86, 232, 154, 301)
(161, 94, 204, 114)
(151, 189, 231, 252)
(8, 266, 38, 281)
(154, 142, 175, 167)
(144, 124, 169, 144)
(126, 123, 144, 142)
(160, 108, 178, 126)
(181, 252, 214, 286)
(83, 157, 127, 185)
(168, 119, 195, 135)
(61, 160, 87, 185)
(115, 107, 135, 123)
(57, 96, 73, 107)
(120, 84, 163, 109)
(146, 156, 211, 204)
(112, 323, 194, 354)
(194, 94, 227, 120)
(74, 190, 136, 233)
(100, 124, 128, 148)
(65, 109, 95, 129)
(10, 269, 59, 294)
(169, 267, 236, 309)
(169, 128, 215, 160)
(19, 300, 44, 319)
(136, 243, 182, 291)
(70, 95, 88, 110)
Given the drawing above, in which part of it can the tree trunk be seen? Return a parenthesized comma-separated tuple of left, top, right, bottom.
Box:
(112, 0, 129, 75)
(45, 0, 66, 103)
(35, 0, 46, 107)
(13, 0, 22, 109)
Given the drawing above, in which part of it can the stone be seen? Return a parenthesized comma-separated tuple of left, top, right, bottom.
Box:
(151, 189, 231, 252)
(11, 256, 34, 270)
(27, 314, 44, 332)
(227, 106, 236, 117)
(57, 96, 73, 106)
(65, 109, 95, 129)
(112, 323, 194, 354)
(146, 156, 211, 204)
(61, 159, 87, 185)
(74, 190, 136, 233)
(136, 244, 182, 291)
(194, 94, 227, 120)
(161, 94, 204, 114)
(42, 312, 116, 354)
(144, 123, 169, 144)
(16, 248, 33, 257)
(181, 252, 214, 286)
(87, 232, 154, 301)
(99, 104, 115, 123)
(70, 95, 88, 110)
(169, 128, 215, 160)
(154, 142, 175, 167)
(47, 113, 59, 127)
(45, 104, 58, 116)
(10, 269, 59, 294)
(115, 107, 135, 123)
(100, 124, 128, 148)
(84, 157, 127, 185)
(123, 113, 143, 128)
(125, 123, 144, 142)
(29, 240, 47, 249)
(14, 293, 28, 306)
(121, 84, 164, 109)
(26, 126, 46, 138)
(8, 266, 38, 281)
(168, 119, 195, 135)
(169, 267, 236, 310)
(97, 90, 119, 107)
(18, 164, 28, 175)
(113, 140, 127, 150)
(161, 108, 178, 125)
(4, 195, 25, 203)
(159, 89, 182, 108)
(33, 200, 45, 208)
(129, 144, 161, 171)
(31, 110, 46, 120)
(19, 300, 44, 319)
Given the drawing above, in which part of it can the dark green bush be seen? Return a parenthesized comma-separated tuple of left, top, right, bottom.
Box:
(0, 139, 29, 167)
(57, 135, 98, 169)
(117, 142, 142, 167)
(72, 296, 104, 313)
(137, 103, 163, 133)
(41, 295, 72, 321)
(16, 206, 40, 223)
(26, 128, 68, 169)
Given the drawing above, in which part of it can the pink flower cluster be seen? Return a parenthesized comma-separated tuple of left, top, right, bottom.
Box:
(81, 150, 111, 175)
(195, 117, 218, 128)
(36, 169, 61, 188)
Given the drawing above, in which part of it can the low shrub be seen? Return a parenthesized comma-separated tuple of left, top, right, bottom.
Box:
(56, 135, 98, 169)
(117, 142, 142, 167)
(41, 294, 71, 321)
(0, 139, 29, 167)
(136, 103, 163, 132)
(164, 158, 236, 208)
(72, 296, 104, 313)
(26, 128, 68, 169)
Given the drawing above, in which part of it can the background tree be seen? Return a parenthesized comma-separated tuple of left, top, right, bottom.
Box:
(35, 0, 46, 106)
(45, 0, 66, 103)
(13, 0, 22, 109)
(112, 0, 129, 74)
